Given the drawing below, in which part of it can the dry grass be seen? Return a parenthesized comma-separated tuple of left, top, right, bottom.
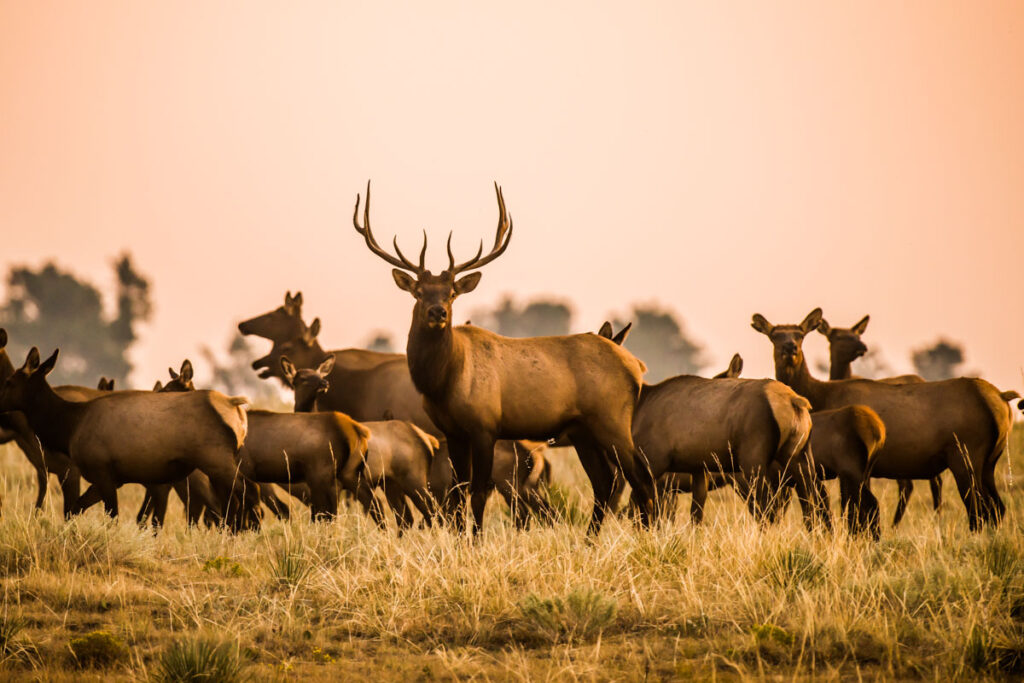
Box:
(0, 424, 1022, 681)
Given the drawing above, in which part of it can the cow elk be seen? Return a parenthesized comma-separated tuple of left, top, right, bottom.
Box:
(816, 314, 939, 527)
(0, 348, 261, 531)
(351, 182, 655, 534)
(0, 329, 50, 512)
(752, 308, 1017, 530)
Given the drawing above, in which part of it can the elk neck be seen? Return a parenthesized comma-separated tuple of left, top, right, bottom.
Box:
(774, 354, 829, 409)
(20, 382, 84, 452)
(828, 348, 853, 380)
(406, 313, 459, 400)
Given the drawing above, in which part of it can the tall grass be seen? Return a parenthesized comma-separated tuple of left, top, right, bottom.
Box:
(0, 424, 1021, 679)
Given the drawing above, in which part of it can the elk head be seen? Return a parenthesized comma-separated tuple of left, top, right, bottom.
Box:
(160, 359, 195, 392)
(751, 308, 823, 376)
(816, 315, 869, 374)
(0, 347, 58, 414)
(352, 181, 513, 333)
(281, 354, 335, 412)
(238, 291, 306, 341)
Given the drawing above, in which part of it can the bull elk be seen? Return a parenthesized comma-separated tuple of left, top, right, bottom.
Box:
(752, 308, 1017, 530)
(351, 181, 655, 534)
(816, 314, 939, 526)
(0, 348, 261, 531)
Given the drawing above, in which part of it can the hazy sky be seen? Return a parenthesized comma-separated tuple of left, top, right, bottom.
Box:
(2, 2, 1023, 391)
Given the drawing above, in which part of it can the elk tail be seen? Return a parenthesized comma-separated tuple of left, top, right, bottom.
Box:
(850, 405, 886, 479)
(407, 423, 441, 467)
(210, 393, 249, 449)
(766, 390, 813, 466)
(337, 417, 372, 488)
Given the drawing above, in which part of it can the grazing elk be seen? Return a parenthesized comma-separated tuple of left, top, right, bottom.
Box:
(816, 314, 938, 526)
(0, 329, 52, 512)
(595, 323, 823, 527)
(752, 308, 1018, 530)
(281, 354, 554, 527)
(350, 182, 654, 534)
(0, 348, 261, 531)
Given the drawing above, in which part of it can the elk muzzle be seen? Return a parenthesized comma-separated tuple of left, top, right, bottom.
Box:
(426, 305, 448, 329)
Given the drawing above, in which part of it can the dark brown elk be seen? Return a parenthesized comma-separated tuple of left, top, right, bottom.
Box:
(281, 354, 554, 527)
(0, 328, 52, 512)
(0, 348, 261, 531)
(816, 314, 938, 526)
(595, 323, 822, 527)
(752, 308, 1017, 530)
(351, 181, 655, 534)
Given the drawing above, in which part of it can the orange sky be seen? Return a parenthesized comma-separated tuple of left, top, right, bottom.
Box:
(1, 2, 1022, 391)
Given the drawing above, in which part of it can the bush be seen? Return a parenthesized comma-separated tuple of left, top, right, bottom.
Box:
(518, 588, 617, 644)
(762, 548, 825, 590)
(69, 630, 129, 668)
(153, 637, 244, 683)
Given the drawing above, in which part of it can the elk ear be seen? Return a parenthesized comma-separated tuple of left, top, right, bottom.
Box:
(0, 329, 6, 349)
(180, 359, 194, 382)
(393, 270, 417, 294)
(851, 315, 870, 335)
(597, 322, 613, 339)
(612, 322, 632, 346)
(37, 349, 59, 377)
(454, 272, 482, 295)
(153, 380, 164, 392)
(293, 291, 303, 307)
(280, 356, 297, 386)
(800, 308, 823, 334)
(751, 314, 774, 336)
(729, 353, 743, 377)
(23, 347, 41, 372)
(817, 319, 832, 337)
(304, 318, 321, 346)
(168, 366, 179, 380)
(317, 355, 335, 377)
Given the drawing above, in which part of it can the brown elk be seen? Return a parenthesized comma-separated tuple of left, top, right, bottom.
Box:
(816, 314, 939, 526)
(281, 354, 555, 527)
(595, 323, 823, 527)
(752, 308, 1017, 530)
(351, 182, 654, 534)
(0, 348, 261, 531)
(0, 329, 53, 512)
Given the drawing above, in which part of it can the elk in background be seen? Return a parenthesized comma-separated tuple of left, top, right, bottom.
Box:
(351, 181, 654, 534)
(816, 314, 937, 526)
(0, 348, 261, 531)
(596, 323, 824, 528)
(752, 308, 1018, 530)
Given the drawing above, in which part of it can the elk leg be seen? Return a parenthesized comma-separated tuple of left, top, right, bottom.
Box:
(11, 423, 48, 510)
(981, 466, 1005, 526)
(308, 482, 338, 521)
(383, 482, 413, 529)
(892, 480, 913, 527)
(929, 475, 943, 512)
(586, 421, 656, 527)
(72, 484, 104, 515)
(445, 438, 472, 533)
(469, 435, 496, 535)
(567, 430, 615, 534)
(260, 484, 293, 520)
(149, 485, 171, 528)
(690, 470, 708, 525)
(946, 451, 984, 532)
(495, 477, 527, 529)
(408, 485, 438, 528)
(47, 449, 80, 518)
(354, 480, 388, 528)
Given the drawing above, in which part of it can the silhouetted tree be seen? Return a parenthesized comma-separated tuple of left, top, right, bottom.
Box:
(613, 304, 705, 382)
(364, 332, 395, 353)
(912, 339, 964, 381)
(473, 295, 573, 337)
(201, 333, 285, 408)
(0, 254, 151, 386)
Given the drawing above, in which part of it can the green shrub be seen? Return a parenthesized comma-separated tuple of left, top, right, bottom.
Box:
(762, 548, 825, 590)
(518, 588, 616, 643)
(69, 630, 129, 668)
(153, 637, 244, 683)
(267, 545, 310, 588)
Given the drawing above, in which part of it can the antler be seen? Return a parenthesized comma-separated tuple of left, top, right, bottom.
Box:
(353, 181, 427, 274)
(447, 182, 513, 274)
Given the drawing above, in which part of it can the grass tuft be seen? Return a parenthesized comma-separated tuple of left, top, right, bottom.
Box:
(152, 637, 245, 683)
(518, 588, 617, 644)
(68, 629, 129, 668)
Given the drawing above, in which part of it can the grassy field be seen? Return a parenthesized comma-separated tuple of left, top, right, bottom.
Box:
(0, 425, 1022, 681)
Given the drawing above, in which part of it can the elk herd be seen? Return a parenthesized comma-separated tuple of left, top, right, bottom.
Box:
(0, 182, 1020, 541)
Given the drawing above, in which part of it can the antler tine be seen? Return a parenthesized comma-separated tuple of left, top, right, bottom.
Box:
(449, 182, 514, 274)
(392, 230, 429, 272)
(352, 180, 424, 273)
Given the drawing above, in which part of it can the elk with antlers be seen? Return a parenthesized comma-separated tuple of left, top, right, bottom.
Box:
(351, 182, 654, 533)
